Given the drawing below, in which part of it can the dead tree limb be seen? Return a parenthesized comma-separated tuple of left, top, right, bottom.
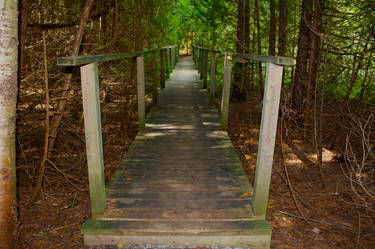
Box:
(30, 0, 94, 203)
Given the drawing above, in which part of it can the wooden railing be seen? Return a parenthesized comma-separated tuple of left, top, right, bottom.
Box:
(192, 44, 295, 219)
(57, 46, 179, 216)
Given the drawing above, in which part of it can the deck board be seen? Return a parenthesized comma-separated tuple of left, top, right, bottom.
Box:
(82, 57, 271, 249)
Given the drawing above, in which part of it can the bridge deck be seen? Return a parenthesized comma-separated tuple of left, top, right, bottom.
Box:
(82, 57, 271, 249)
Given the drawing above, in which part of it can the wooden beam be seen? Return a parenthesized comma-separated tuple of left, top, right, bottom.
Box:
(221, 54, 232, 129)
(137, 55, 145, 130)
(252, 63, 283, 219)
(80, 63, 106, 215)
(210, 52, 216, 103)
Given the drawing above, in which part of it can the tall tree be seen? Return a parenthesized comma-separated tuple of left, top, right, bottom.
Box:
(304, 0, 323, 140)
(277, 0, 288, 56)
(269, 0, 276, 56)
(291, 0, 314, 110)
(0, 0, 18, 247)
(255, 0, 264, 98)
(232, 0, 250, 101)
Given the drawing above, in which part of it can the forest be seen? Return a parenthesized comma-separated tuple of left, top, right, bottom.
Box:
(0, 0, 374, 248)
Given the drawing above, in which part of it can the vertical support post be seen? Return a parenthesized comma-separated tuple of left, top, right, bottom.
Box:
(152, 51, 158, 105)
(199, 49, 204, 79)
(252, 63, 283, 219)
(165, 48, 170, 79)
(80, 62, 106, 215)
(203, 50, 208, 89)
(160, 49, 165, 88)
(137, 55, 145, 130)
(209, 52, 216, 103)
(169, 48, 173, 67)
(221, 53, 232, 129)
(198, 48, 201, 72)
(172, 47, 176, 67)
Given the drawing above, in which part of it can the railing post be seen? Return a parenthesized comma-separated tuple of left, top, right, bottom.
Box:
(137, 55, 145, 130)
(80, 62, 106, 215)
(203, 50, 208, 89)
(221, 53, 232, 129)
(198, 48, 201, 72)
(252, 63, 283, 219)
(199, 49, 204, 79)
(192, 46, 195, 62)
(209, 51, 216, 103)
(169, 48, 173, 67)
(152, 51, 158, 105)
(172, 47, 176, 67)
(165, 48, 170, 79)
(160, 49, 165, 89)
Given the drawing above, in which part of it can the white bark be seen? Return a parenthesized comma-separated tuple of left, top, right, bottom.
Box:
(0, 0, 18, 247)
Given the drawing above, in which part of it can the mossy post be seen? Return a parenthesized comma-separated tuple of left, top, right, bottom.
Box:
(221, 53, 232, 129)
(165, 49, 170, 79)
(199, 49, 204, 79)
(160, 49, 165, 89)
(172, 47, 176, 67)
(80, 63, 106, 215)
(209, 52, 216, 103)
(152, 51, 158, 105)
(252, 63, 283, 219)
(202, 50, 208, 89)
(137, 55, 146, 130)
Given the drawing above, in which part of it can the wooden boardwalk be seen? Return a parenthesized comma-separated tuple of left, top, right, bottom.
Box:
(82, 57, 271, 248)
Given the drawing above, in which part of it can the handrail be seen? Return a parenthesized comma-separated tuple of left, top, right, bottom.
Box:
(192, 44, 295, 221)
(57, 45, 179, 216)
(192, 44, 296, 66)
(57, 46, 177, 66)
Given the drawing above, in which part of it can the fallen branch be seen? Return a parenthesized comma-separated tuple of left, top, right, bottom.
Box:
(276, 210, 375, 234)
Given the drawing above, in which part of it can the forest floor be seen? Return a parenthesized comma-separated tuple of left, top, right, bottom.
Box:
(16, 75, 374, 249)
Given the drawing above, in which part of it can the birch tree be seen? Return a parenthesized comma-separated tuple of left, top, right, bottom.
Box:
(0, 0, 19, 247)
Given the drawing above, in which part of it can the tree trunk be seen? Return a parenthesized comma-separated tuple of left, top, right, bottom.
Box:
(291, 0, 313, 111)
(255, 0, 263, 99)
(19, 0, 28, 74)
(0, 1, 18, 247)
(277, 0, 288, 56)
(232, 0, 250, 101)
(111, 0, 118, 51)
(304, 0, 323, 142)
(269, 0, 276, 56)
(359, 44, 374, 99)
(30, 0, 94, 203)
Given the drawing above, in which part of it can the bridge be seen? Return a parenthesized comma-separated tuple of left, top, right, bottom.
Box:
(57, 45, 295, 249)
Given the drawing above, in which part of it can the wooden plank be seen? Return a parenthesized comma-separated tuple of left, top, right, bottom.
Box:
(221, 53, 232, 129)
(105, 199, 251, 210)
(102, 207, 252, 221)
(210, 51, 216, 103)
(137, 55, 145, 130)
(80, 63, 106, 214)
(252, 63, 283, 219)
(82, 220, 271, 236)
(151, 51, 158, 104)
(233, 53, 295, 66)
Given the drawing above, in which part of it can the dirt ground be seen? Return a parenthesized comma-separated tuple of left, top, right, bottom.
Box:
(16, 82, 375, 248)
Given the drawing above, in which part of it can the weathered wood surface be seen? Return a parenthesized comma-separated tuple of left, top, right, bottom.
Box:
(82, 57, 271, 248)
(80, 63, 106, 214)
